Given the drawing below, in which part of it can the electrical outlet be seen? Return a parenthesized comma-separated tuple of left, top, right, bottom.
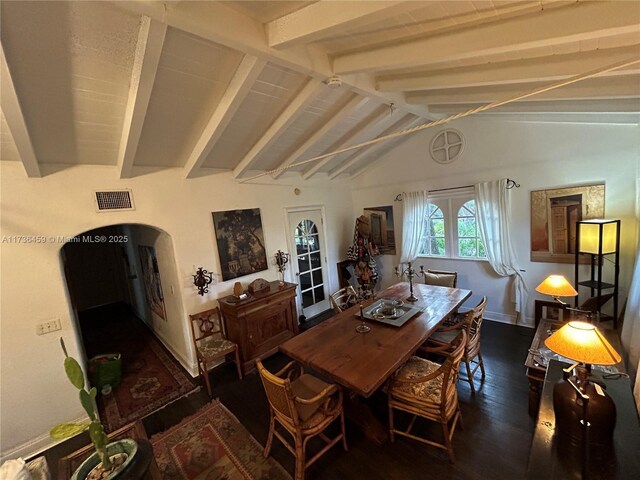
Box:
(36, 318, 61, 336)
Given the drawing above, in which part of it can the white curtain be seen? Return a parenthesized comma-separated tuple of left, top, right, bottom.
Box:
(475, 178, 528, 314)
(400, 190, 429, 264)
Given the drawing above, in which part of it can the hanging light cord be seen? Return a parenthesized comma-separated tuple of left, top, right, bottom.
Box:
(240, 57, 640, 183)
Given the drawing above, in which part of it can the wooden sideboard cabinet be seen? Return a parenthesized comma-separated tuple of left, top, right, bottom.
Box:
(219, 281, 298, 375)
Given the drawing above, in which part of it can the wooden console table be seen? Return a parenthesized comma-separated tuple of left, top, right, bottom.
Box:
(58, 421, 160, 480)
(219, 281, 298, 375)
(526, 360, 640, 479)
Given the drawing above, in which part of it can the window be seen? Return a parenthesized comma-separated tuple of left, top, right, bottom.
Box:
(457, 200, 485, 258)
(421, 204, 446, 256)
(418, 194, 487, 260)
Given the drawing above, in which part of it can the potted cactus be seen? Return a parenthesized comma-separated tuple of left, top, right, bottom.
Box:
(50, 338, 137, 480)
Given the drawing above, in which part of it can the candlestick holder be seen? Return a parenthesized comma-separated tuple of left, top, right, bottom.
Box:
(274, 250, 290, 285)
(355, 303, 371, 333)
(395, 262, 425, 302)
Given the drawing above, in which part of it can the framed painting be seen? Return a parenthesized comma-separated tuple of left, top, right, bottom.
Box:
(212, 208, 268, 281)
(530, 183, 604, 263)
(138, 245, 166, 320)
(363, 205, 396, 255)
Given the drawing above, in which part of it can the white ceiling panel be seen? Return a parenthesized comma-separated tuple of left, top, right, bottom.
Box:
(0, 1, 139, 165)
(222, 1, 315, 23)
(134, 28, 245, 167)
(202, 63, 308, 169)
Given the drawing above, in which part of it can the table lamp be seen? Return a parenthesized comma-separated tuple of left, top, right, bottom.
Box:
(535, 274, 578, 306)
(544, 321, 621, 445)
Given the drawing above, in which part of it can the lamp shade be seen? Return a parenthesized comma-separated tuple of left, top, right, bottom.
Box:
(578, 220, 618, 254)
(544, 321, 621, 365)
(535, 275, 578, 297)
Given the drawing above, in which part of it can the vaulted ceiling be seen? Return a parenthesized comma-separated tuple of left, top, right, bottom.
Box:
(1, 1, 639, 181)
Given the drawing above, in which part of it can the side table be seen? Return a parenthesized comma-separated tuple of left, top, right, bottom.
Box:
(58, 421, 160, 480)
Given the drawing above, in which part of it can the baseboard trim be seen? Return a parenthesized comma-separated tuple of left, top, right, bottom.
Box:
(151, 329, 198, 378)
(0, 415, 88, 463)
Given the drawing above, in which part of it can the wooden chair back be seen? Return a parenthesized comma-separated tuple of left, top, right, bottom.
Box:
(256, 360, 300, 425)
(189, 307, 226, 349)
(462, 297, 487, 359)
(329, 285, 359, 313)
(440, 330, 467, 405)
(424, 269, 458, 288)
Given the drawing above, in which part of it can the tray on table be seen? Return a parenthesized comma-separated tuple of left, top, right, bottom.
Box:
(356, 299, 421, 327)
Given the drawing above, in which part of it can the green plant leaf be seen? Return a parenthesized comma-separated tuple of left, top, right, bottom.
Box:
(49, 422, 88, 439)
(88, 421, 108, 450)
(89, 387, 97, 399)
(79, 389, 96, 421)
(64, 357, 84, 390)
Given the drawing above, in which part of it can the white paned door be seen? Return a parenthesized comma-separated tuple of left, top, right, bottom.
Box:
(287, 209, 330, 318)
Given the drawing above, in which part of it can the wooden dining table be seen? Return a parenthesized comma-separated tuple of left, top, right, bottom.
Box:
(279, 281, 471, 443)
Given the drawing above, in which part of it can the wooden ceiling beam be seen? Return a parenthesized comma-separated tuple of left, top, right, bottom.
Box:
(112, 1, 435, 121)
(271, 94, 370, 179)
(117, 16, 166, 179)
(302, 106, 393, 180)
(334, 1, 640, 74)
(0, 43, 40, 177)
(377, 45, 640, 92)
(406, 75, 640, 105)
(329, 114, 419, 179)
(267, 1, 404, 49)
(184, 55, 265, 178)
(428, 99, 640, 114)
(232, 79, 323, 179)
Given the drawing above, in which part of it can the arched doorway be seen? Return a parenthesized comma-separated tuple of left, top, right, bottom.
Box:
(61, 223, 197, 432)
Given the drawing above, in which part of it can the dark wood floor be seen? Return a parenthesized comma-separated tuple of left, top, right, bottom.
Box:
(39, 312, 536, 480)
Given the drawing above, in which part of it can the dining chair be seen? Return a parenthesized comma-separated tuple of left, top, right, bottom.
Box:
(423, 296, 488, 393)
(329, 285, 359, 313)
(188, 307, 242, 397)
(256, 359, 348, 480)
(423, 269, 458, 288)
(387, 330, 467, 462)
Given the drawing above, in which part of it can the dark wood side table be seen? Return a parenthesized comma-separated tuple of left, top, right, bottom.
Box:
(58, 421, 160, 480)
(526, 360, 640, 479)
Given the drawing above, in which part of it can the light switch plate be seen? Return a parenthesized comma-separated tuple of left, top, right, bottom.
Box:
(36, 318, 61, 336)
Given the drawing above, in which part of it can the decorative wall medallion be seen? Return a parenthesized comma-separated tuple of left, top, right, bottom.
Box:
(429, 129, 464, 164)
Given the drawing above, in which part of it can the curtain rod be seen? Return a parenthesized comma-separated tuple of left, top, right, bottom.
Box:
(394, 178, 520, 201)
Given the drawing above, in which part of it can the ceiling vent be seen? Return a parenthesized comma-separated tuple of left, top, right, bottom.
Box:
(94, 190, 135, 212)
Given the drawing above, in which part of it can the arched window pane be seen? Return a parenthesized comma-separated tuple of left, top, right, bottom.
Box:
(457, 200, 486, 258)
(420, 203, 445, 256)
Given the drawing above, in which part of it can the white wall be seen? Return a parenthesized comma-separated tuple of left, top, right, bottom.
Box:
(0, 163, 354, 458)
(351, 117, 640, 325)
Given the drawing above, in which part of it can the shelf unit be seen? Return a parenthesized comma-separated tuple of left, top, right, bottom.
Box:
(574, 219, 620, 328)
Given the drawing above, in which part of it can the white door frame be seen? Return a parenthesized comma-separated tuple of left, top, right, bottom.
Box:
(284, 205, 331, 319)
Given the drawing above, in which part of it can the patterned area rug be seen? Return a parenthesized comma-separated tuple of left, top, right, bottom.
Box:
(82, 306, 199, 432)
(151, 400, 291, 480)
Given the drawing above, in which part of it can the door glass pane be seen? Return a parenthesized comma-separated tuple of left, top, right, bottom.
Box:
(300, 272, 311, 290)
(310, 252, 321, 268)
(308, 234, 319, 252)
(298, 255, 309, 273)
(312, 269, 323, 286)
(314, 286, 325, 302)
(308, 222, 318, 235)
(302, 290, 314, 308)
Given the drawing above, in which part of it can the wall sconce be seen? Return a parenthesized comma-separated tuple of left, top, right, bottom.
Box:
(274, 250, 290, 285)
(193, 267, 213, 296)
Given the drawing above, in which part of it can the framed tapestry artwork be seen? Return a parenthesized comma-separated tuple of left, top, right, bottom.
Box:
(212, 208, 268, 281)
(363, 205, 396, 255)
(530, 183, 605, 263)
(138, 245, 166, 320)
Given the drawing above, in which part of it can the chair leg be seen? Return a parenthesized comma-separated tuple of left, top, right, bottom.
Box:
(441, 419, 455, 463)
(478, 351, 486, 379)
(294, 433, 305, 480)
(464, 358, 475, 393)
(201, 364, 213, 397)
(264, 413, 275, 458)
(234, 348, 243, 380)
(457, 408, 464, 431)
(340, 411, 348, 451)
(388, 402, 395, 443)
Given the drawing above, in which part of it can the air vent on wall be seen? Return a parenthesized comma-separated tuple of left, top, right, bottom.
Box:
(94, 190, 135, 212)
